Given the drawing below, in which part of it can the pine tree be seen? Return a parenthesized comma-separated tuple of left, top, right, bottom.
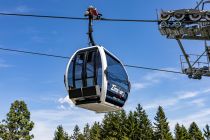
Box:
(174, 123, 190, 140)
(188, 122, 204, 140)
(204, 125, 210, 140)
(101, 111, 122, 139)
(181, 125, 191, 140)
(101, 112, 114, 139)
(0, 100, 34, 140)
(83, 123, 90, 140)
(119, 110, 129, 139)
(54, 125, 70, 140)
(90, 122, 101, 140)
(0, 123, 6, 139)
(134, 104, 154, 140)
(154, 106, 173, 140)
(175, 123, 181, 139)
(77, 134, 85, 140)
(71, 125, 84, 140)
(127, 111, 138, 140)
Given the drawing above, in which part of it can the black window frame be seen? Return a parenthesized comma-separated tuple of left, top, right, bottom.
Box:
(69, 48, 100, 89)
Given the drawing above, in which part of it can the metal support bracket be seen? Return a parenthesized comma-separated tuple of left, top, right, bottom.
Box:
(84, 6, 102, 46)
(205, 41, 210, 61)
(178, 40, 210, 79)
(176, 39, 192, 70)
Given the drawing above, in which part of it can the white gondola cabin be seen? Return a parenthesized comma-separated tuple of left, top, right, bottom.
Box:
(64, 46, 130, 113)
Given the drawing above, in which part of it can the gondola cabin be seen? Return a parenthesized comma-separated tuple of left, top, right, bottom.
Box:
(64, 46, 130, 113)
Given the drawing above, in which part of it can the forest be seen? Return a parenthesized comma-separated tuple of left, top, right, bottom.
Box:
(0, 100, 210, 140)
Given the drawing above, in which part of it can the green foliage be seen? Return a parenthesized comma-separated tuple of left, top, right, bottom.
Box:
(154, 106, 173, 140)
(77, 134, 85, 140)
(189, 122, 204, 140)
(83, 105, 152, 140)
(118, 110, 129, 138)
(53, 125, 70, 140)
(0, 100, 34, 140)
(89, 122, 101, 140)
(134, 104, 154, 140)
(2, 100, 209, 140)
(101, 111, 123, 139)
(83, 123, 90, 140)
(188, 122, 204, 140)
(204, 125, 210, 140)
(63, 104, 209, 140)
(0, 123, 6, 139)
(71, 125, 85, 140)
(127, 111, 137, 139)
(174, 123, 190, 140)
(174, 123, 181, 140)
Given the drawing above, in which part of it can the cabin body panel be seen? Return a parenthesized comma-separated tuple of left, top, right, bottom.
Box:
(65, 46, 130, 113)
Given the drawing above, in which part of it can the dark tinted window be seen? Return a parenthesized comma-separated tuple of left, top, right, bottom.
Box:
(105, 52, 130, 107)
(75, 80, 83, 88)
(106, 53, 129, 92)
(86, 51, 95, 87)
(75, 53, 85, 88)
(75, 54, 84, 80)
(67, 48, 102, 89)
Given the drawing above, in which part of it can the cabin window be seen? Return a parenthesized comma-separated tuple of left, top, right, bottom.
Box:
(105, 52, 130, 107)
(105, 52, 129, 92)
(75, 53, 85, 88)
(86, 51, 96, 87)
(67, 49, 102, 89)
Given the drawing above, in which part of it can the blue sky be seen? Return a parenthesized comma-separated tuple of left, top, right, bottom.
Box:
(0, 0, 210, 139)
